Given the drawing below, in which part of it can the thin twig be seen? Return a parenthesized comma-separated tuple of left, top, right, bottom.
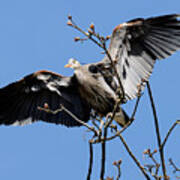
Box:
(131, 93, 142, 119)
(169, 158, 180, 173)
(99, 97, 121, 179)
(99, 97, 122, 179)
(143, 149, 161, 178)
(118, 134, 151, 180)
(87, 142, 93, 180)
(67, 16, 103, 48)
(144, 164, 161, 180)
(149, 151, 159, 168)
(38, 105, 98, 136)
(100, 115, 110, 180)
(100, 129, 107, 180)
(147, 82, 167, 179)
(113, 160, 122, 180)
(161, 120, 180, 150)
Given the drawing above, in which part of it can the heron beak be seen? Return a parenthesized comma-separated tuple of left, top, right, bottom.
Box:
(64, 64, 71, 68)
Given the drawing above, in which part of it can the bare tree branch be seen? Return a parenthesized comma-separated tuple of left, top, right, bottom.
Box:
(161, 120, 180, 150)
(169, 158, 180, 173)
(100, 130, 107, 180)
(87, 142, 93, 180)
(147, 82, 167, 179)
(38, 104, 98, 136)
(113, 160, 122, 180)
(118, 134, 151, 180)
(99, 95, 124, 179)
(143, 149, 161, 179)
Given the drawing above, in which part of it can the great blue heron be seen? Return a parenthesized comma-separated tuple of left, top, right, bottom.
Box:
(0, 14, 180, 127)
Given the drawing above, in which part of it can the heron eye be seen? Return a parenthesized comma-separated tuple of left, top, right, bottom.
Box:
(88, 65, 98, 73)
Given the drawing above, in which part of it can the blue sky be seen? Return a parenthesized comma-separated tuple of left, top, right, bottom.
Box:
(0, 0, 180, 179)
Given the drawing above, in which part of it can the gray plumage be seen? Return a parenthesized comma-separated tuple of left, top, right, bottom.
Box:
(0, 14, 180, 127)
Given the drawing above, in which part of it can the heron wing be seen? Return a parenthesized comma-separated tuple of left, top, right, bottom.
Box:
(100, 14, 180, 100)
(0, 70, 90, 127)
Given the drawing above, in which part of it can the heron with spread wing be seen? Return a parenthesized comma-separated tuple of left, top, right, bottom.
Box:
(0, 14, 180, 127)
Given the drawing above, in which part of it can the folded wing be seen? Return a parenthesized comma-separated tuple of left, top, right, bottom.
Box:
(0, 70, 90, 127)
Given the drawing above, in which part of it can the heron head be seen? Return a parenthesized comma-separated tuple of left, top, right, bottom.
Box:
(64, 58, 81, 69)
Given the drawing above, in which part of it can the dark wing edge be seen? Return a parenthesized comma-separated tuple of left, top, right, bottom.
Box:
(0, 70, 90, 127)
(100, 14, 180, 100)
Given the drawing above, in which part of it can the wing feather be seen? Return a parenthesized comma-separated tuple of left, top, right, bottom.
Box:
(100, 14, 180, 100)
(0, 70, 90, 127)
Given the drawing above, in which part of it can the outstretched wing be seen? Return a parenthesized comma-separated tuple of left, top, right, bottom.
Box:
(100, 14, 180, 100)
(0, 70, 90, 127)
